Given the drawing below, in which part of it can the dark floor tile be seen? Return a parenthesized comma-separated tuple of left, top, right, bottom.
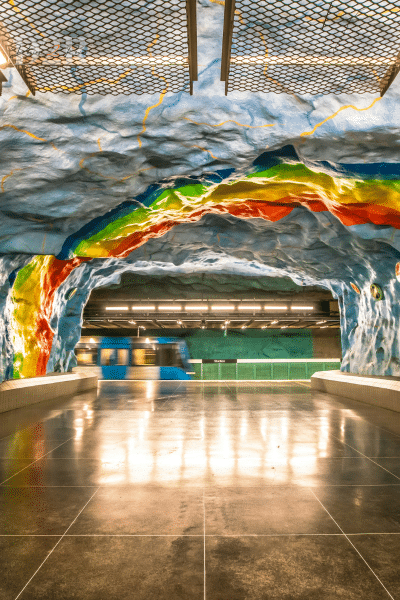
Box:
(372, 459, 400, 480)
(349, 534, 400, 598)
(18, 536, 204, 600)
(0, 436, 65, 460)
(0, 536, 57, 600)
(68, 486, 203, 535)
(2, 457, 207, 487)
(205, 535, 392, 599)
(0, 459, 36, 485)
(207, 457, 400, 487)
(313, 486, 400, 533)
(205, 487, 340, 535)
(0, 487, 99, 535)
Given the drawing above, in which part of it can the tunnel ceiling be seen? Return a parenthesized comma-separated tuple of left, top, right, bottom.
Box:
(82, 272, 339, 331)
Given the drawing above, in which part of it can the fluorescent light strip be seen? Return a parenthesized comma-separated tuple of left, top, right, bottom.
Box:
(131, 306, 155, 310)
(184, 305, 209, 310)
(264, 306, 288, 310)
(211, 305, 235, 310)
(158, 305, 182, 311)
(291, 306, 314, 310)
(238, 305, 261, 310)
(105, 306, 129, 311)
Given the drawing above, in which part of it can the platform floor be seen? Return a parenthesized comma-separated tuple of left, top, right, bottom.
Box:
(1, 380, 400, 599)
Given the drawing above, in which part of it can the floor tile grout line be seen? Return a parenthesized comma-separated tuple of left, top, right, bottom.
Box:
(14, 486, 100, 600)
(0, 436, 76, 486)
(203, 487, 206, 600)
(3, 532, 400, 537)
(331, 435, 400, 482)
(309, 489, 395, 600)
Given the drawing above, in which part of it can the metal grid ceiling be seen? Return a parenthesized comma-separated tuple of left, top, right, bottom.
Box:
(0, 0, 197, 95)
(221, 0, 400, 96)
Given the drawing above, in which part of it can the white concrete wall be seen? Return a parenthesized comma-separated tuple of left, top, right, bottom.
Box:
(311, 371, 400, 412)
(0, 373, 97, 414)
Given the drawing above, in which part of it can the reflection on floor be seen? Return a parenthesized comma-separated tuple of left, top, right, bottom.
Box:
(1, 380, 400, 599)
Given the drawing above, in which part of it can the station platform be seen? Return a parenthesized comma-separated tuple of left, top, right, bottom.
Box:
(1, 380, 399, 599)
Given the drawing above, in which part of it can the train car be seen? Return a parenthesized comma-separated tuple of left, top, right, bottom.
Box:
(73, 336, 192, 380)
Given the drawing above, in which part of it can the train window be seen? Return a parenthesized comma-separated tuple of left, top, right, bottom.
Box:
(132, 348, 156, 366)
(100, 348, 114, 366)
(100, 348, 129, 366)
(158, 344, 184, 368)
(117, 349, 129, 365)
(76, 348, 98, 366)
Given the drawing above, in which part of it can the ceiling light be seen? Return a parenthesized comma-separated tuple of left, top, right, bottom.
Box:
(281, 326, 288, 329)
(264, 305, 288, 310)
(238, 305, 261, 310)
(105, 306, 128, 311)
(131, 305, 155, 310)
(261, 325, 267, 329)
(320, 325, 329, 329)
(89, 338, 96, 343)
(241, 325, 247, 329)
(145, 337, 150, 343)
(270, 320, 279, 325)
(128, 320, 136, 325)
(291, 305, 314, 311)
(158, 305, 182, 311)
(201, 325, 206, 329)
(177, 320, 183, 324)
(224, 320, 230, 324)
(316, 320, 327, 325)
(211, 305, 235, 310)
(184, 305, 209, 310)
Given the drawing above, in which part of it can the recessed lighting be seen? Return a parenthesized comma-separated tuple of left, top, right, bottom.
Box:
(158, 305, 182, 311)
(211, 305, 235, 310)
(291, 306, 314, 311)
(131, 305, 155, 310)
(105, 306, 128, 311)
(238, 305, 261, 310)
(264, 306, 288, 310)
(184, 305, 209, 311)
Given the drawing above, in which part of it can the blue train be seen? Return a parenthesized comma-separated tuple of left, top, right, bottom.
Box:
(74, 337, 193, 380)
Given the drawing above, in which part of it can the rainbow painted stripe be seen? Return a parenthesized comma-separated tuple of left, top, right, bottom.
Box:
(9, 156, 400, 379)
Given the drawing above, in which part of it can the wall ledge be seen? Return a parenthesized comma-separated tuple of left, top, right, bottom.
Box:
(311, 370, 400, 413)
(0, 373, 97, 414)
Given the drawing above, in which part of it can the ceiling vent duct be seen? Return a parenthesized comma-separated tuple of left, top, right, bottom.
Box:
(0, 0, 197, 95)
(221, 0, 400, 96)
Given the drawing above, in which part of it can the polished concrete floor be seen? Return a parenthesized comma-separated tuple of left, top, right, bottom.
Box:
(1, 380, 400, 599)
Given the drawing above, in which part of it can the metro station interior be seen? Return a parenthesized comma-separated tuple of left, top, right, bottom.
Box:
(1, 0, 400, 598)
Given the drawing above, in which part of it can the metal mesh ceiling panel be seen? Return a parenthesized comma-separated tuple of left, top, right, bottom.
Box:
(221, 0, 400, 96)
(0, 0, 197, 95)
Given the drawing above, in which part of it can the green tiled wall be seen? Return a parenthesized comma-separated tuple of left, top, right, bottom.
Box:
(194, 361, 341, 380)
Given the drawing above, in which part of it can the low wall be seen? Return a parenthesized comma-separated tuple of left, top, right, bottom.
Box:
(311, 370, 400, 412)
(0, 373, 98, 414)
(191, 359, 341, 380)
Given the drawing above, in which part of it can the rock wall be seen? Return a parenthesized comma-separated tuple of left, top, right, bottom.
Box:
(1, 0, 400, 380)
